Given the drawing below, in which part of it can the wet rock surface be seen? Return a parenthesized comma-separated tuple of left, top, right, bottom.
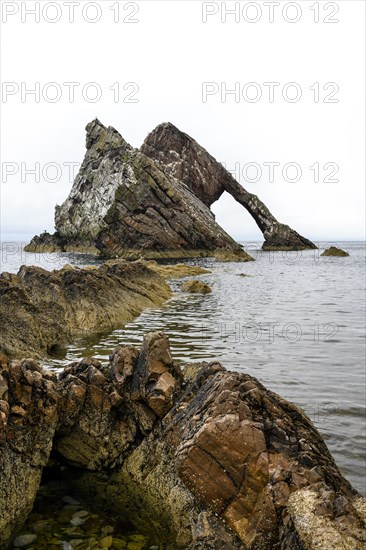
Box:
(1, 333, 365, 549)
(0, 260, 171, 360)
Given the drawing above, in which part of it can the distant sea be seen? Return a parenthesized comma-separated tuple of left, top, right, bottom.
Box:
(1, 239, 365, 495)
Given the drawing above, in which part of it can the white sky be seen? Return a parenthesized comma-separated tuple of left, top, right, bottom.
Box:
(1, 0, 365, 242)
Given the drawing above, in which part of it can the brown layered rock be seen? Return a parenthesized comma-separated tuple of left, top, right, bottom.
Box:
(55, 332, 182, 470)
(141, 122, 317, 251)
(0, 260, 171, 359)
(1, 332, 364, 548)
(0, 356, 59, 548)
(52, 334, 366, 550)
(26, 119, 251, 260)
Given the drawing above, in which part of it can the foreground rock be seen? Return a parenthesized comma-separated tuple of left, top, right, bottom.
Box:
(1, 334, 365, 548)
(26, 119, 250, 260)
(321, 246, 349, 257)
(50, 334, 366, 549)
(26, 119, 315, 257)
(0, 260, 171, 359)
(0, 356, 58, 547)
(142, 122, 317, 251)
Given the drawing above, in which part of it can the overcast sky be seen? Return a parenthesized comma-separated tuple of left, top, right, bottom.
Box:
(1, 0, 365, 243)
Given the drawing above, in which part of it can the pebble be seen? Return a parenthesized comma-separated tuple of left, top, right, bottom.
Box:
(12, 534, 37, 548)
(62, 542, 73, 550)
(70, 517, 85, 526)
(72, 510, 89, 519)
(99, 536, 113, 547)
(63, 496, 81, 506)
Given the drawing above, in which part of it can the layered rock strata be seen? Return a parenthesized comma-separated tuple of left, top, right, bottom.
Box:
(26, 120, 252, 261)
(0, 260, 171, 359)
(141, 122, 316, 251)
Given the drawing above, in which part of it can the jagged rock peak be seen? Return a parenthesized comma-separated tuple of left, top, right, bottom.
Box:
(85, 118, 132, 152)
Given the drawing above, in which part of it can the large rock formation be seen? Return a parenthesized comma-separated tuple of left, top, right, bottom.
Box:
(141, 122, 316, 251)
(26, 119, 315, 257)
(0, 260, 171, 359)
(26, 120, 251, 261)
(1, 333, 365, 549)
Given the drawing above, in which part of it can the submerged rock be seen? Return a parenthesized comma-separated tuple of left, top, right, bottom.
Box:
(321, 246, 349, 257)
(0, 260, 171, 360)
(143, 261, 211, 279)
(12, 534, 37, 548)
(182, 280, 212, 294)
(215, 250, 254, 262)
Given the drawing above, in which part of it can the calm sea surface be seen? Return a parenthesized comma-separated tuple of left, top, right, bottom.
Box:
(1, 241, 365, 495)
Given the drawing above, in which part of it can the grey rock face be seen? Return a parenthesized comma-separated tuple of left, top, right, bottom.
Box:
(27, 119, 249, 259)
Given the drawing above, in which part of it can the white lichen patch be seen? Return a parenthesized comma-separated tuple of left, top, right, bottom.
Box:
(287, 488, 365, 550)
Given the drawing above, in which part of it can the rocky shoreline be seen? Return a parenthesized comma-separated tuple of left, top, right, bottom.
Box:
(0, 260, 171, 360)
(1, 333, 365, 549)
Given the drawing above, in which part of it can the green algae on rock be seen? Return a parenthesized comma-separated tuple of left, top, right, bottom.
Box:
(321, 246, 350, 257)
